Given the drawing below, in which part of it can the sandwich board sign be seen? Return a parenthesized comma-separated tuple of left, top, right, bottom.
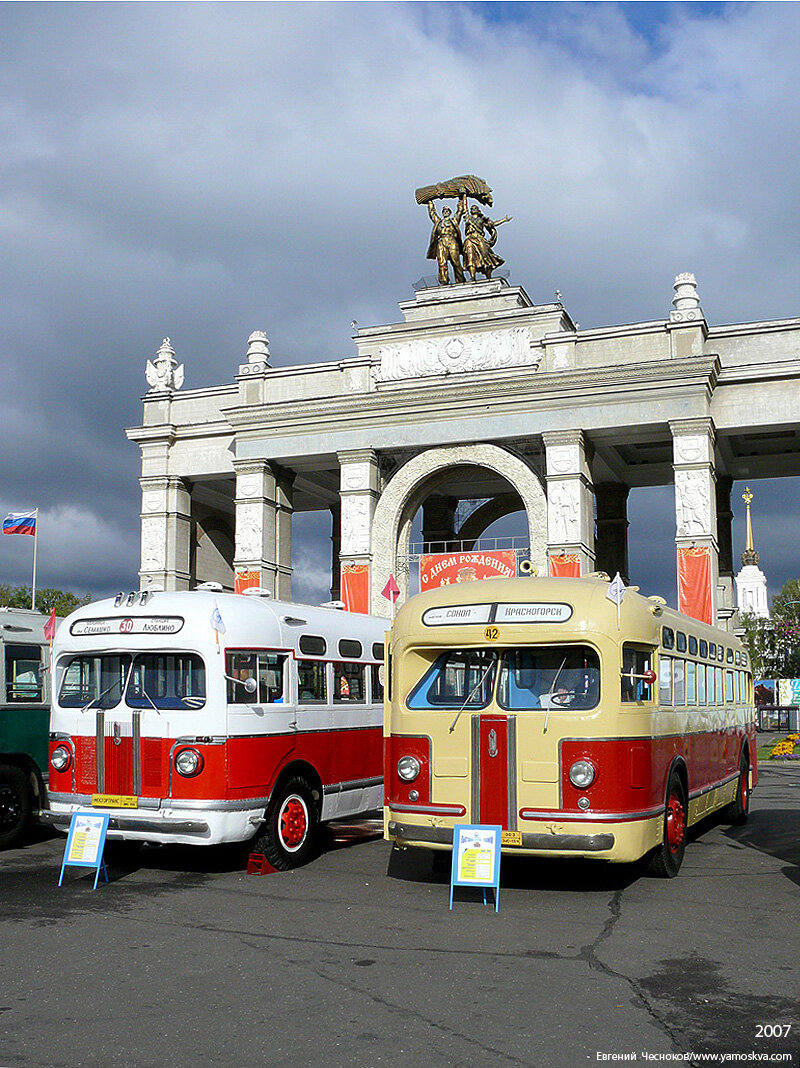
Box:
(449, 824, 501, 912)
(58, 811, 110, 889)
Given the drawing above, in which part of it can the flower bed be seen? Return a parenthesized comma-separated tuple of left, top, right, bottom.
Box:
(770, 733, 800, 759)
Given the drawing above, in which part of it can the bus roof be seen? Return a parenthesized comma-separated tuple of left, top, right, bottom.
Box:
(392, 577, 743, 652)
(54, 590, 388, 660)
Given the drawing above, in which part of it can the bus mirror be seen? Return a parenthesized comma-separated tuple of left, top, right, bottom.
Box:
(642, 670, 656, 686)
(242, 677, 258, 694)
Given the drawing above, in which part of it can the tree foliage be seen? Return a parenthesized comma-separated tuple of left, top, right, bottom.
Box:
(740, 578, 800, 679)
(0, 584, 91, 617)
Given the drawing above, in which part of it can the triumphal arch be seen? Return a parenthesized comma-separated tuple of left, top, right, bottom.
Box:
(127, 175, 800, 626)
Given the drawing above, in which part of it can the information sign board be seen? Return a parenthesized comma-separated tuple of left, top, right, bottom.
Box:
(58, 811, 110, 889)
(449, 824, 501, 912)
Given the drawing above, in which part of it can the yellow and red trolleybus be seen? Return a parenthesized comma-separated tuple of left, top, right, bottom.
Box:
(384, 576, 756, 877)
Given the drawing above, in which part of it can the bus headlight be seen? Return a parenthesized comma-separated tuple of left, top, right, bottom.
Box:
(397, 755, 421, 782)
(569, 760, 595, 789)
(175, 748, 204, 778)
(50, 745, 71, 772)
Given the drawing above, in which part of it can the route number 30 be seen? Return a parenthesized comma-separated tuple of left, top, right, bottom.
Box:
(484, 626, 499, 641)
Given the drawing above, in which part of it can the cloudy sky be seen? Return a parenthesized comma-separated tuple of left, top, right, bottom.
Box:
(2, 1, 799, 608)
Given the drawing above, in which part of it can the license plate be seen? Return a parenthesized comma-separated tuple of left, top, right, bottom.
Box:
(92, 794, 138, 809)
(501, 830, 523, 847)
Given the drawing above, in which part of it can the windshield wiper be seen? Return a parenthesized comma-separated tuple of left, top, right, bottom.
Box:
(449, 659, 496, 734)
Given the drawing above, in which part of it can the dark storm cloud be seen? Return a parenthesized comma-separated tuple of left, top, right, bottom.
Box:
(1, 2, 799, 602)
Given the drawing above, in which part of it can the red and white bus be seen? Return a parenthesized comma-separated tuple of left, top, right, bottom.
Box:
(44, 587, 386, 867)
(385, 576, 756, 877)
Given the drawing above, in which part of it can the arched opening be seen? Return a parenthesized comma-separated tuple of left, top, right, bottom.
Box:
(370, 444, 547, 615)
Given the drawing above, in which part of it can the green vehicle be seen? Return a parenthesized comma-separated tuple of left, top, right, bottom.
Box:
(0, 608, 52, 848)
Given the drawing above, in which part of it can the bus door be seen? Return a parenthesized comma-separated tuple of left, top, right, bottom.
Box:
(226, 651, 294, 789)
(472, 712, 517, 828)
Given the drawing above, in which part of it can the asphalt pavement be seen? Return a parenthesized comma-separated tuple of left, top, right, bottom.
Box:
(1, 763, 799, 1068)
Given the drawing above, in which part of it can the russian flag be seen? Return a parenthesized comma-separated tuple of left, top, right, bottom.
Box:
(3, 511, 37, 536)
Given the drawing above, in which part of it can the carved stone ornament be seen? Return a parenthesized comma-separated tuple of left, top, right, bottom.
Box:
(237, 472, 263, 499)
(142, 491, 163, 513)
(673, 434, 708, 466)
(341, 495, 371, 555)
(546, 445, 580, 477)
(145, 338, 185, 392)
(235, 502, 264, 561)
(547, 480, 581, 544)
(375, 327, 540, 383)
(141, 517, 166, 571)
(674, 469, 712, 537)
(340, 462, 371, 492)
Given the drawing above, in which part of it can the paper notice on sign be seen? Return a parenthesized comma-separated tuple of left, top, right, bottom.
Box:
(456, 828, 497, 884)
(67, 813, 106, 865)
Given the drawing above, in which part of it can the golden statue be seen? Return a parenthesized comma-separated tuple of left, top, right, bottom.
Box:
(425, 196, 466, 285)
(415, 175, 511, 285)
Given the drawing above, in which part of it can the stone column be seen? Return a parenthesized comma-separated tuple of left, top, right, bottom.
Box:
(329, 503, 341, 601)
(338, 449, 380, 611)
(275, 469, 294, 601)
(542, 430, 595, 574)
(594, 483, 630, 582)
(233, 459, 281, 596)
(670, 419, 719, 626)
(139, 476, 192, 590)
(421, 495, 457, 551)
(715, 475, 735, 616)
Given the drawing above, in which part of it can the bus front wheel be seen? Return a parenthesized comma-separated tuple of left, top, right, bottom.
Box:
(256, 777, 318, 870)
(646, 772, 687, 878)
(0, 765, 32, 850)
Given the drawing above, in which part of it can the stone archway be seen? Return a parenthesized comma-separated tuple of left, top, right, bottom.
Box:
(370, 443, 547, 615)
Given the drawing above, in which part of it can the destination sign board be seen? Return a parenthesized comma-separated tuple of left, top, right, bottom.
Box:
(422, 605, 492, 627)
(70, 616, 184, 636)
(494, 603, 573, 623)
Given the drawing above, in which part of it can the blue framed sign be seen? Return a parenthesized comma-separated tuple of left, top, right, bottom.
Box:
(449, 824, 501, 912)
(58, 811, 110, 890)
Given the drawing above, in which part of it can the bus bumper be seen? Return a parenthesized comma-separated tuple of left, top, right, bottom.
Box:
(42, 793, 265, 846)
(388, 819, 615, 854)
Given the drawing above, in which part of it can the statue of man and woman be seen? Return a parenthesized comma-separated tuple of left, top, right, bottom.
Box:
(422, 182, 511, 286)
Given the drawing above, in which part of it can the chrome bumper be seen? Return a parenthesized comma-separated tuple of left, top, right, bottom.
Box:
(388, 820, 615, 852)
(40, 809, 209, 835)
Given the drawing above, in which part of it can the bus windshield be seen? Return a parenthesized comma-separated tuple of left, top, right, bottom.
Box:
(406, 645, 601, 712)
(408, 649, 498, 710)
(497, 646, 600, 711)
(59, 654, 132, 709)
(127, 653, 206, 710)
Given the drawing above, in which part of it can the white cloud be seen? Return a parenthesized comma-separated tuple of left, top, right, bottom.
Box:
(1, 2, 799, 603)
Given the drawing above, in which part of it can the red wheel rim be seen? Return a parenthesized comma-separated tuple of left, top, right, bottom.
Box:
(740, 768, 748, 810)
(279, 796, 308, 850)
(666, 792, 686, 853)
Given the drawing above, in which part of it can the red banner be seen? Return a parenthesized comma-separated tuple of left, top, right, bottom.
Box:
(341, 563, 370, 613)
(420, 550, 516, 589)
(235, 569, 260, 594)
(548, 553, 581, 578)
(677, 546, 712, 625)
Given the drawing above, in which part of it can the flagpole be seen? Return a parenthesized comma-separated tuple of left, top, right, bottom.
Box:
(31, 509, 38, 611)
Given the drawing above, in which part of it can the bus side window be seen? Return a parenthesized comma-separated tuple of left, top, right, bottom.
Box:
(697, 661, 706, 704)
(659, 657, 672, 705)
(258, 654, 287, 704)
(371, 663, 384, 703)
(333, 661, 365, 703)
(673, 660, 686, 705)
(621, 645, 654, 703)
(686, 661, 696, 705)
(6, 643, 44, 703)
(298, 659, 327, 703)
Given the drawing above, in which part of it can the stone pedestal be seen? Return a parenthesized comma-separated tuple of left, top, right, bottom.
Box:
(542, 430, 595, 574)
